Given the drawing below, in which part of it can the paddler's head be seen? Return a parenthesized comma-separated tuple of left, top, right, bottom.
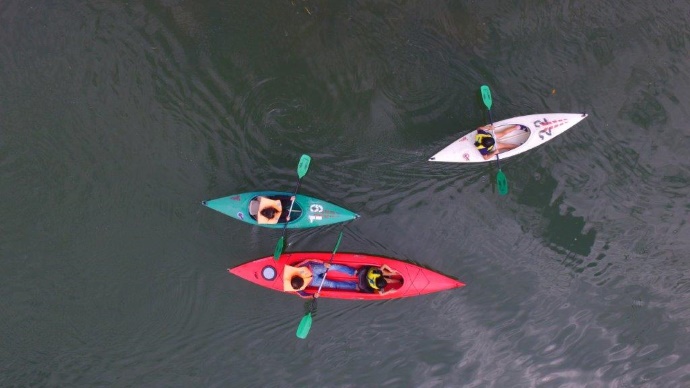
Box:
(479, 136, 495, 148)
(260, 207, 278, 219)
(291, 275, 305, 290)
(375, 277, 387, 289)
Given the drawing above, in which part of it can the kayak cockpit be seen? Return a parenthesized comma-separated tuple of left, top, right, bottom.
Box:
(297, 264, 405, 297)
(249, 195, 303, 224)
(493, 124, 530, 155)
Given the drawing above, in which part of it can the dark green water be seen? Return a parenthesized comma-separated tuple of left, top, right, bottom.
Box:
(2, 1, 689, 386)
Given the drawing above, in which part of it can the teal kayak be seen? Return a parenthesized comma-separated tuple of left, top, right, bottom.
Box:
(202, 191, 359, 229)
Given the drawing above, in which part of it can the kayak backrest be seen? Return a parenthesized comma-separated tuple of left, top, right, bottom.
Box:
(249, 199, 259, 216)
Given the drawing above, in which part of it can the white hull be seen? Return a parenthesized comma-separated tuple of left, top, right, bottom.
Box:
(428, 113, 588, 163)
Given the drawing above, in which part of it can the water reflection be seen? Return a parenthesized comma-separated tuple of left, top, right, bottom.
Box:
(517, 166, 597, 264)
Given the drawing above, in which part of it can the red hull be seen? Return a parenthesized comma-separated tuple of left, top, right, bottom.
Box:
(228, 252, 465, 300)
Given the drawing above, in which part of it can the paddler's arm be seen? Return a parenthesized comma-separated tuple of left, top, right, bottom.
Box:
(295, 259, 318, 267)
(380, 264, 397, 275)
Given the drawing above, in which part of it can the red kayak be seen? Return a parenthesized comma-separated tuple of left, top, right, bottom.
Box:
(228, 252, 465, 300)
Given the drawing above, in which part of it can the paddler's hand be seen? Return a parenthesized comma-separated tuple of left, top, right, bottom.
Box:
(483, 151, 498, 161)
(314, 292, 320, 298)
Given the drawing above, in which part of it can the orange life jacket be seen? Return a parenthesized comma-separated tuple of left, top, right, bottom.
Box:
(283, 265, 313, 291)
(257, 197, 282, 224)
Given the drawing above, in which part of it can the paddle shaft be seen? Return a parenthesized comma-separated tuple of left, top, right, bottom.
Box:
(274, 154, 311, 260)
(295, 231, 344, 338)
(481, 85, 508, 195)
(283, 154, 310, 228)
(486, 109, 503, 168)
(313, 232, 343, 297)
(314, 259, 333, 297)
(283, 181, 301, 223)
(273, 181, 301, 260)
(278, 161, 306, 239)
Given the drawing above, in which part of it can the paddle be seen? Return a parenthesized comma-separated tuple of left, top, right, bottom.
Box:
(296, 231, 344, 339)
(273, 154, 311, 260)
(480, 85, 508, 195)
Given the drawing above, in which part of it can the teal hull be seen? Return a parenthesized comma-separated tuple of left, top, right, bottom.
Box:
(202, 191, 359, 229)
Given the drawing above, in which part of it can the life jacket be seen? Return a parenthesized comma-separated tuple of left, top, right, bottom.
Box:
(283, 265, 313, 291)
(474, 132, 495, 152)
(366, 267, 383, 290)
(257, 197, 282, 224)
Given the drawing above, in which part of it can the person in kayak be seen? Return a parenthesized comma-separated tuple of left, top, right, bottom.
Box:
(474, 124, 522, 160)
(357, 264, 400, 295)
(257, 197, 283, 224)
(283, 259, 358, 296)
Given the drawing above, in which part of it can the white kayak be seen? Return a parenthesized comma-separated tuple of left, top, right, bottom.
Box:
(428, 113, 588, 163)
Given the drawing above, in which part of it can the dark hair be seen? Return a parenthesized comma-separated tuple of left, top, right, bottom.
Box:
(291, 275, 304, 290)
(375, 277, 387, 289)
(261, 207, 277, 219)
(481, 136, 495, 148)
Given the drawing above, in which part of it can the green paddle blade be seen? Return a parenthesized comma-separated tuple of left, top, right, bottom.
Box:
(332, 232, 343, 254)
(296, 313, 313, 339)
(273, 236, 285, 261)
(297, 154, 311, 179)
(480, 85, 492, 110)
(497, 169, 508, 195)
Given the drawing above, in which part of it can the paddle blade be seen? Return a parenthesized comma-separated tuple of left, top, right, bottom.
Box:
(480, 85, 492, 110)
(297, 154, 311, 179)
(296, 313, 313, 339)
(332, 231, 343, 254)
(497, 170, 509, 195)
(273, 236, 285, 260)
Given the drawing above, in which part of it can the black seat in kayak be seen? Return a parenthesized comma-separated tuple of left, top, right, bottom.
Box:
(271, 197, 301, 214)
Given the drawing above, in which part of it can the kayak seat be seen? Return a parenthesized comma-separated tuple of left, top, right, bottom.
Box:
(249, 199, 260, 216)
(279, 197, 302, 214)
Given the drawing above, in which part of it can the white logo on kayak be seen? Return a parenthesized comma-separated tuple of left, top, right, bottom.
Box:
(309, 204, 324, 213)
(308, 215, 323, 223)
